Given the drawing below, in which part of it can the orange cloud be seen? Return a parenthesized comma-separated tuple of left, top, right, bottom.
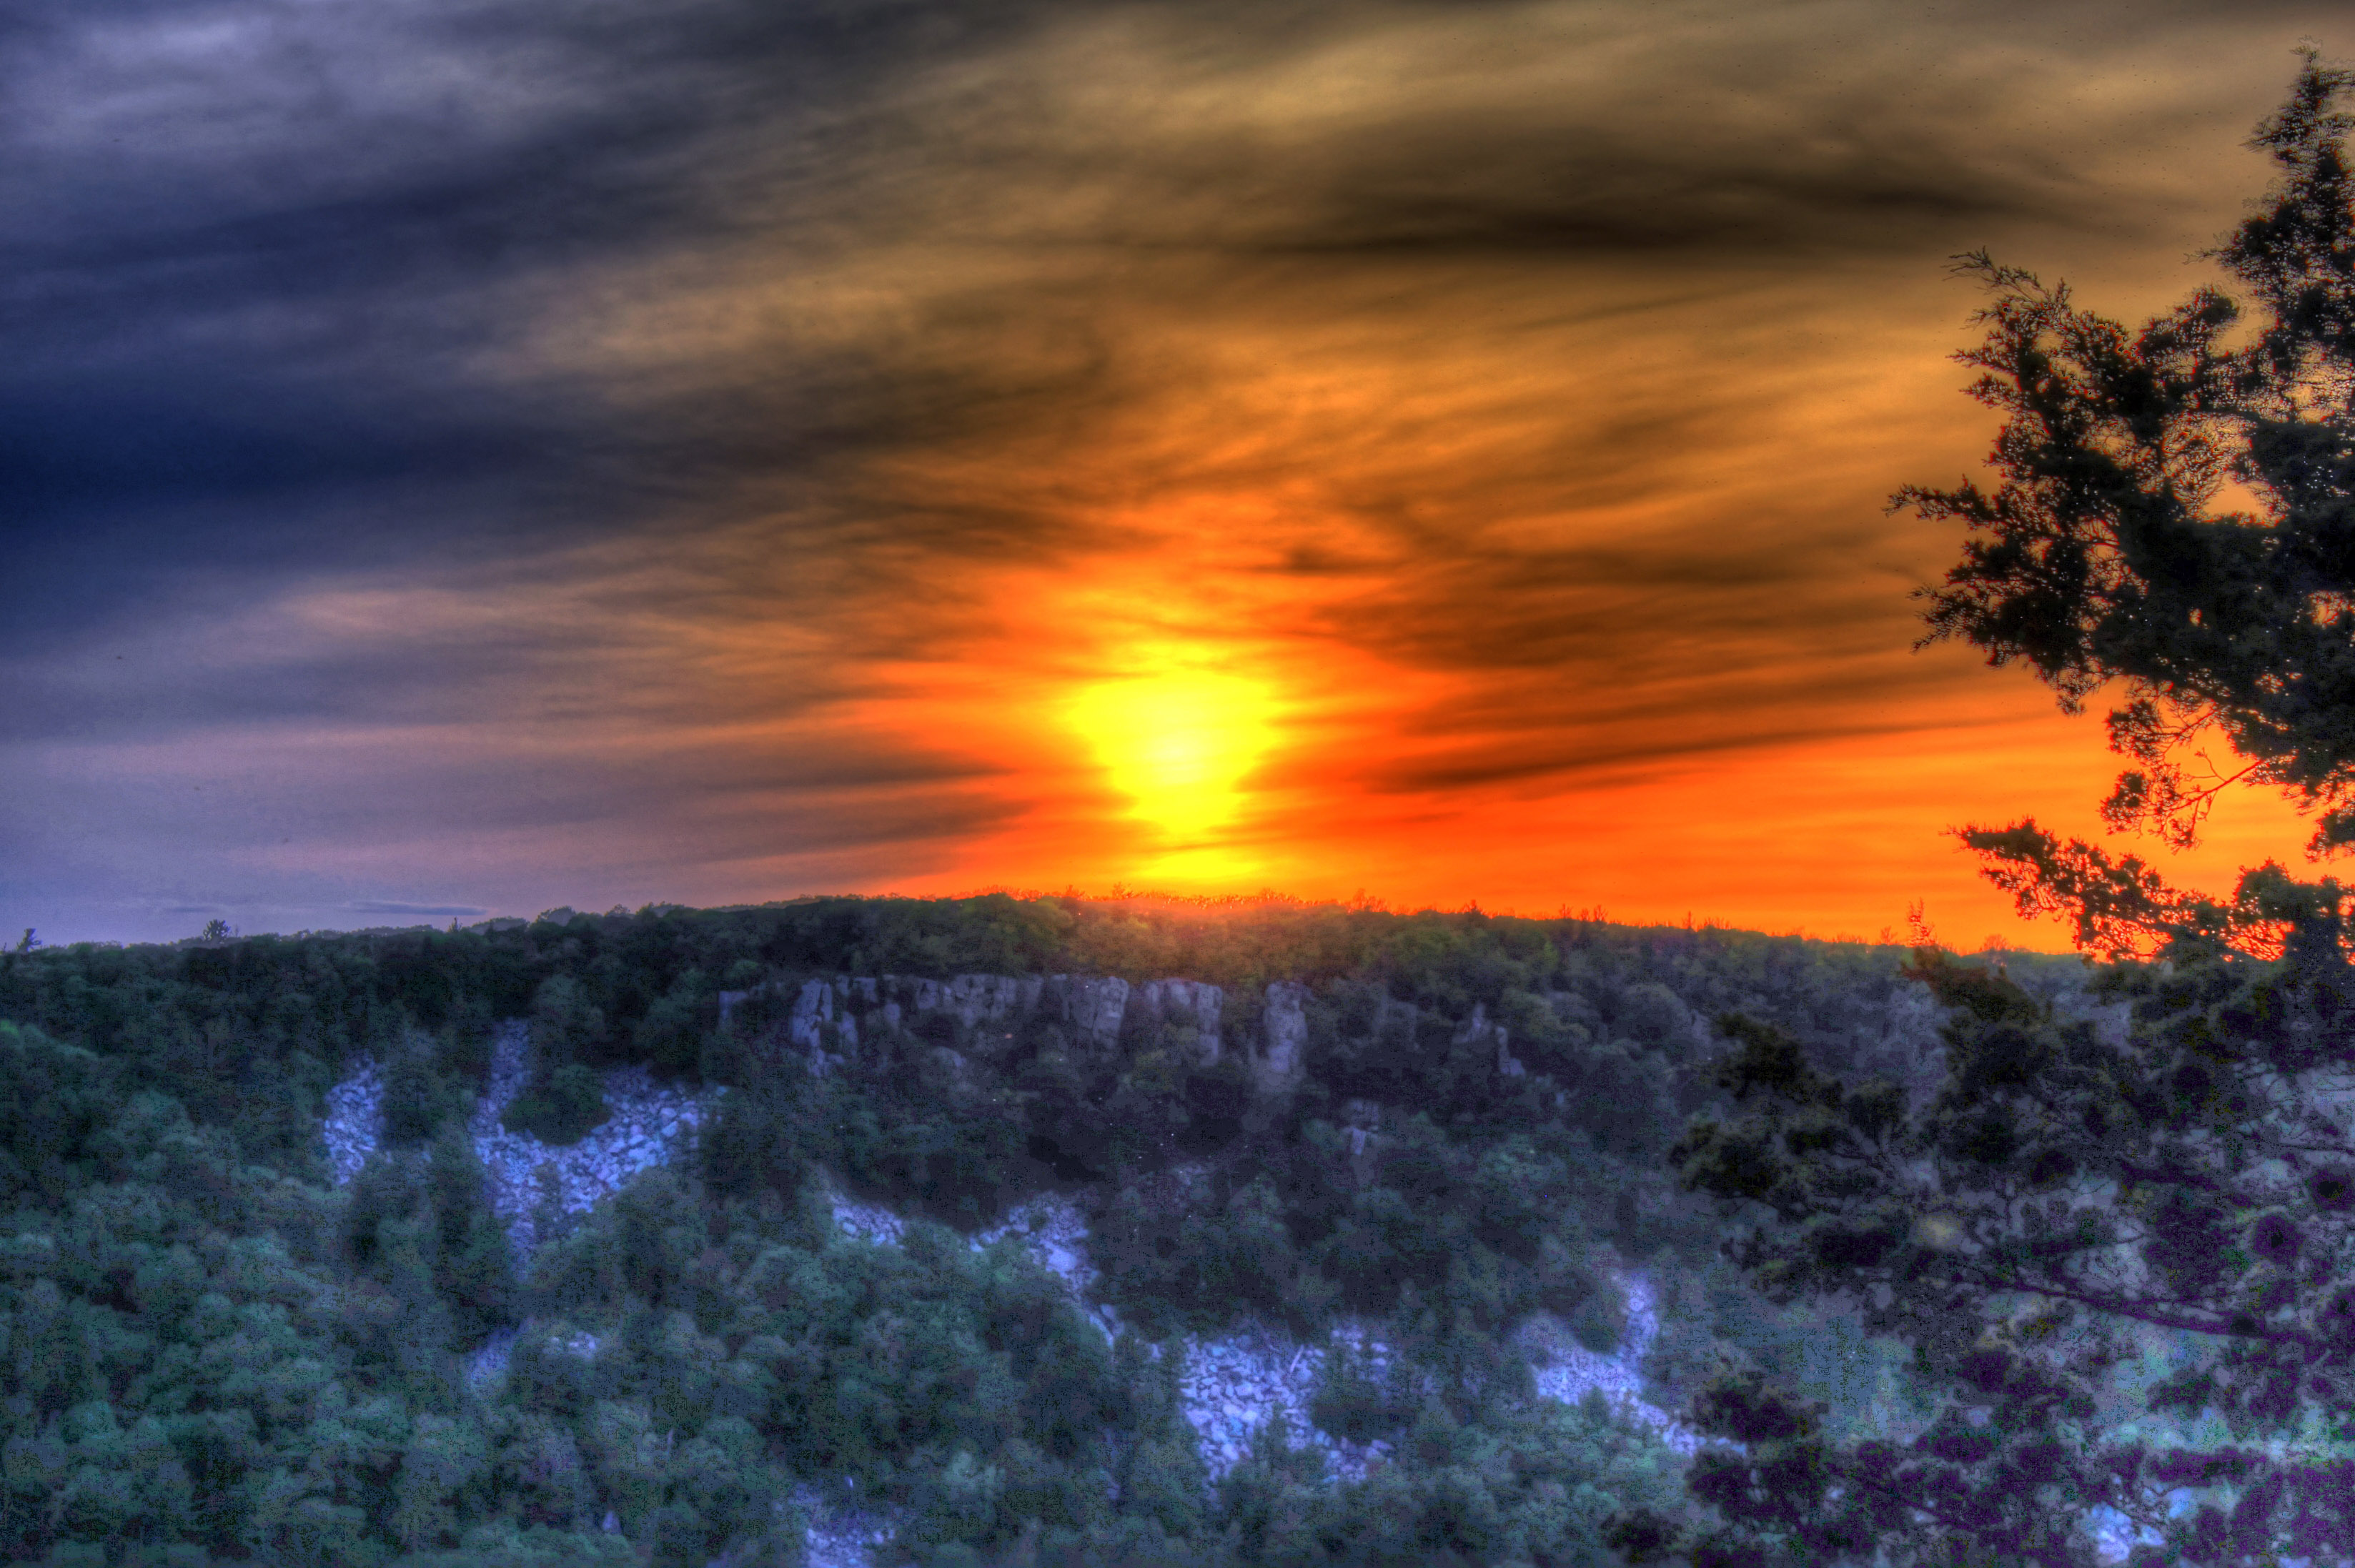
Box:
(8, 0, 2344, 944)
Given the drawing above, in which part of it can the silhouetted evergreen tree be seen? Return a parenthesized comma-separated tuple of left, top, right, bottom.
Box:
(1610, 53, 2355, 1568)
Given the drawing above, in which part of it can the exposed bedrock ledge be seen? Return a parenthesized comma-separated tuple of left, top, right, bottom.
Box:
(717, 971, 1344, 1095)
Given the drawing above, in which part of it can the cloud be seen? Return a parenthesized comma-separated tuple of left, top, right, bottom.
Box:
(343, 901, 487, 917)
(4, 0, 2344, 942)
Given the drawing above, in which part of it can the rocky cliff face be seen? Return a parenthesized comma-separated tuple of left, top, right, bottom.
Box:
(718, 969, 1358, 1096)
(1255, 980, 1310, 1092)
(1130, 978, 1224, 1063)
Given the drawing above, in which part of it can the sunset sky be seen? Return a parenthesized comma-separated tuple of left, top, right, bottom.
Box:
(2, 0, 2342, 948)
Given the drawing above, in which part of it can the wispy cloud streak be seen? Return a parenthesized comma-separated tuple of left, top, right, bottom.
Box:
(1, 0, 2339, 941)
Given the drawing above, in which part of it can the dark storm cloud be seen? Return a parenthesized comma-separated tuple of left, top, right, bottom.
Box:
(1310, 510, 1909, 675)
(0, 0, 1081, 645)
(5, 0, 2288, 602)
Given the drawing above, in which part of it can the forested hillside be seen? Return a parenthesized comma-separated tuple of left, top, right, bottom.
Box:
(0, 895, 2081, 1567)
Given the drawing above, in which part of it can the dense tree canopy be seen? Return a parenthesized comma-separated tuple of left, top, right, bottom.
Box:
(1607, 52, 2355, 1568)
(4, 881, 1994, 1565)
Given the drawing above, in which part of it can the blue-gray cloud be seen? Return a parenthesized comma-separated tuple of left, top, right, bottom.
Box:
(344, 900, 488, 916)
(1, 0, 2342, 941)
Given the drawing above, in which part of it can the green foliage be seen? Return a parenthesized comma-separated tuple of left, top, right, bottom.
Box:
(500, 1063, 610, 1147)
(1470, 1134, 1572, 1263)
(698, 1075, 817, 1206)
(1605, 56, 2355, 1568)
(527, 978, 607, 1067)
(1307, 1336, 1419, 1446)
(425, 1126, 520, 1343)
(0, 1021, 120, 1208)
(390, 1521, 639, 1567)
(629, 976, 708, 1080)
(340, 1131, 520, 1376)
(384, 1042, 473, 1147)
(1203, 1389, 1692, 1568)
(1566, 1274, 1629, 1357)
(2, 878, 2047, 1564)
(839, 1082, 1032, 1233)
(1089, 1172, 1307, 1341)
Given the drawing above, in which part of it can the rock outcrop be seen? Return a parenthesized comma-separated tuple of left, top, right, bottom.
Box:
(940, 973, 1036, 1028)
(1130, 978, 1224, 1065)
(1253, 981, 1309, 1093)
(788, 978, 854, 1074)
(718, 971, 1344, 1088)
(1452, 1000, 1527, 1077)
(1044, 975, 1131, 1051)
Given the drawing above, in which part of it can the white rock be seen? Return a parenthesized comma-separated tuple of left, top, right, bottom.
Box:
(789, 981, 834, 1051)
(1136, 980, 1225, 1063)
(1049, 976, 1131, 1051)
(1256, 982, 1310, 1091)
(945, 973, 1024, 1029)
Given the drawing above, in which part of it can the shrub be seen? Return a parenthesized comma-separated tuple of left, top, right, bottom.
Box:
(1179, 1056, 1253, 1151)
(389, 1522, 638, 1567)
(1310, 1334, 1419, 1444)
(529, 977, 608, 1066)
(1089, 1173, 1305, 1338)
(1568, 1272, 1630, 1355)
(630, 988, 705, 1080)
(698, 1081, 814, 1206)
(1470, 1135, 1570, 1263)
(425, 1125, 517, 1341)
(501, 1063, 610, 1146)
(851, 1101, 1026, 1231)
(0, 1021, 119, 1207)
(380, 1050, 435, 1146)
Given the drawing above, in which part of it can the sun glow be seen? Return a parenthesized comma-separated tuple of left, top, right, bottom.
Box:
(1065, 660, 1281, 848)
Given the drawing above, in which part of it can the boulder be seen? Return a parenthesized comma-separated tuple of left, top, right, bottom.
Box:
(769, 978, 864, 1070)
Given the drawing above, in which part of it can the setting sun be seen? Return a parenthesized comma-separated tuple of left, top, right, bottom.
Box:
(1065, 660, 1281, 849)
